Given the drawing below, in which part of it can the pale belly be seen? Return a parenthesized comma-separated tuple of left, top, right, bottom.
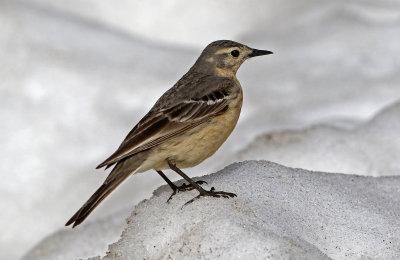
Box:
(137, 92, 243, 172)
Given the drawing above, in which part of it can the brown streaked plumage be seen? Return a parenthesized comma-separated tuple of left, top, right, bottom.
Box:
(66, 40, 272, 227)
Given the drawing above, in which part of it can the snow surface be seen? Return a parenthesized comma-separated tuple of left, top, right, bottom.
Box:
(25, 161, 400, 259)
(2, 0, 400, 258)
(237, 102, 400, 176)
(23, 209, 126, 260)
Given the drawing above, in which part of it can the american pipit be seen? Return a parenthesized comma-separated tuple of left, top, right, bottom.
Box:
(66, 40, 272, 227)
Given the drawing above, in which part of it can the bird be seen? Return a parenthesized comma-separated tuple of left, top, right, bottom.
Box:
(66, 40, 272, 227)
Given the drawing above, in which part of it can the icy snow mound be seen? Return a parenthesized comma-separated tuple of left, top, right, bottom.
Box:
(90, 161, 399, 259)
(236, 102, 400, 176)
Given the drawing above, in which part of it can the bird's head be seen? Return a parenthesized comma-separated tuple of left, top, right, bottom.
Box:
(194, 40, 273, 77)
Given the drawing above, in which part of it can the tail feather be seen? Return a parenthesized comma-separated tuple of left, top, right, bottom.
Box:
(65, 177, 127, 227)
(66, 151, 149, 228)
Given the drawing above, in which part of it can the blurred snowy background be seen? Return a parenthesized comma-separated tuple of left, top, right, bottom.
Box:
(1, 0, 400, 259)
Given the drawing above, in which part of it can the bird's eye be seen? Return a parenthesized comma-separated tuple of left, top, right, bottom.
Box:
(231, 50, 240, 57)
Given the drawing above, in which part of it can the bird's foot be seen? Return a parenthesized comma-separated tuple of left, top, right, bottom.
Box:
(183, 187, 236, 206)
(177, 180, 207, 191)
(167, 180, 207, 202)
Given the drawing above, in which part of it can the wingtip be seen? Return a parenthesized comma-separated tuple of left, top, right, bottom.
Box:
(97, 161, 116, 170)
(96, 161, 108, 169)
(96, 159, 112, 169)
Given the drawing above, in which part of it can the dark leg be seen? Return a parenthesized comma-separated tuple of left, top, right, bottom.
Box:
(156, 170, 207, 202)
(167, 160, 236, 206)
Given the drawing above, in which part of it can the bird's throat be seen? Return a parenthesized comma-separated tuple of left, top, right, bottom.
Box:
(215, 67, 237, 78)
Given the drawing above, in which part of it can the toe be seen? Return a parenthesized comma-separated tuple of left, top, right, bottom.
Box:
(196, 180, 207, 185)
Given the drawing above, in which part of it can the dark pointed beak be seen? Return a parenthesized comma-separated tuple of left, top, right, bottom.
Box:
(248, 49, 273, 57)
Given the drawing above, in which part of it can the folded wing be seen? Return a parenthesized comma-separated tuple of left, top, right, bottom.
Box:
(96, 86, 233, 169)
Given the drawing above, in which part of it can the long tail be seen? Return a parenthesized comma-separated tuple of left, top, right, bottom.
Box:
(65, 152, 148, 228)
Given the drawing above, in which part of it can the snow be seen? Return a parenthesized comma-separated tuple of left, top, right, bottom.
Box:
(2, 0, 400, 258)
(23, 209, 126, 260)
(25, 161, 400, 259)
(107, 161, 400, 259)
(236, 102, 400, 176)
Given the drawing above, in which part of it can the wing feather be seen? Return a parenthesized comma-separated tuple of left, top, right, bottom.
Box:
(97, 84, 233, 169)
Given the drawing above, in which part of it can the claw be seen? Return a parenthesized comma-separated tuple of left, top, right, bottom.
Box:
(182, 188, 236, 207)
(167, 189, 177, 203)
(196, 180, 208, 185)
(166, 180, 207, 203)
(177, 180, 207, 191)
